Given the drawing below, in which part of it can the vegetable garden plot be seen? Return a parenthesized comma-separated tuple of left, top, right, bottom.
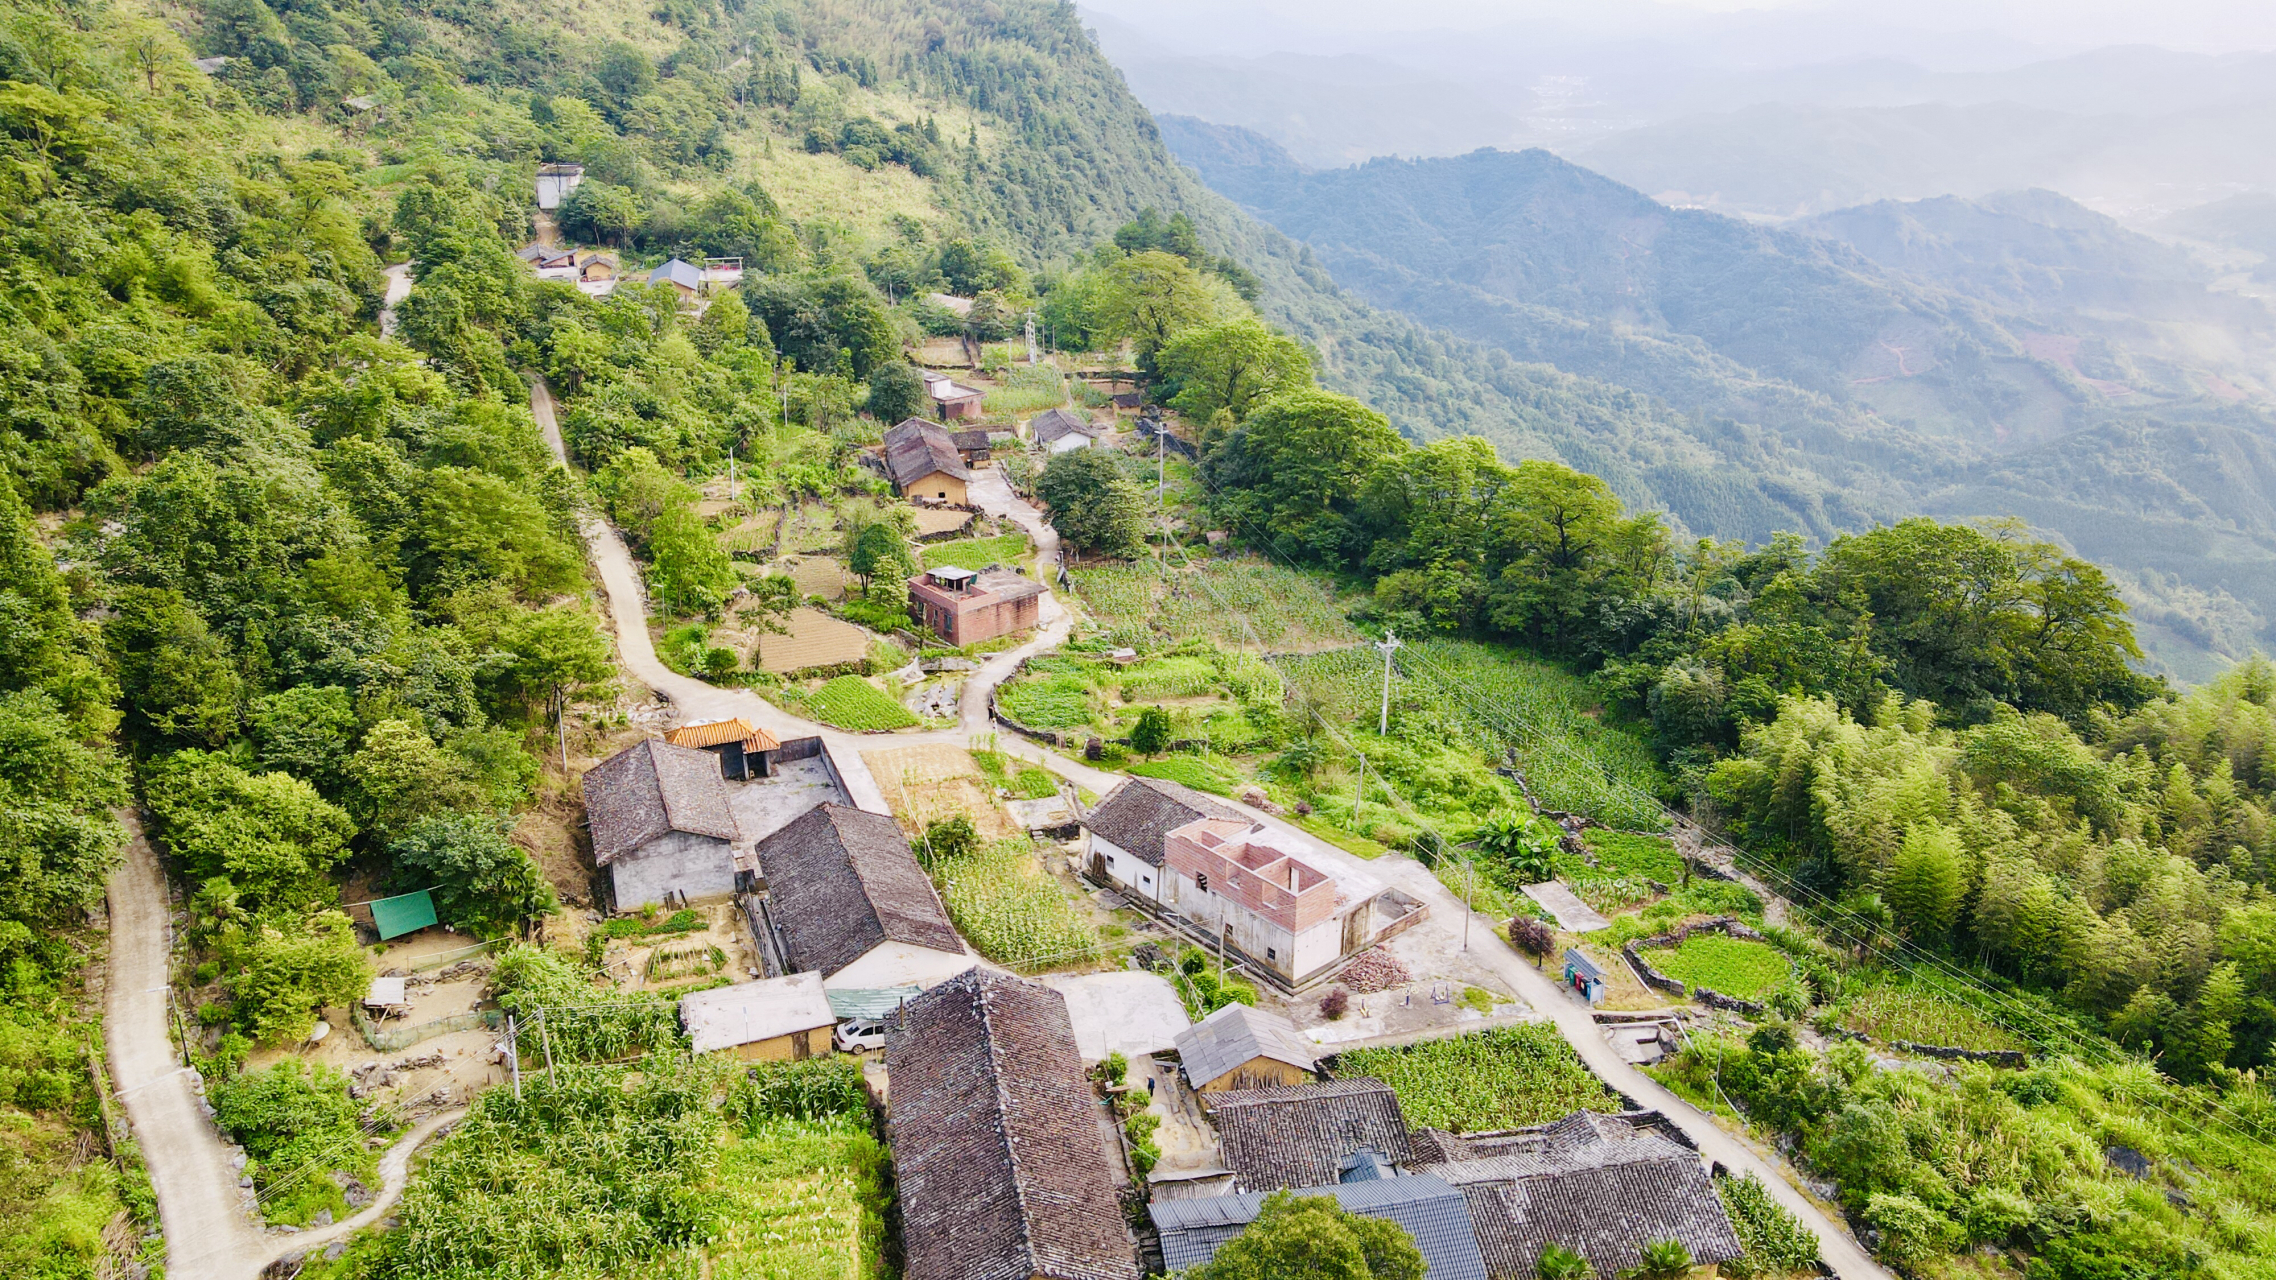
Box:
(755, 610, 872, 676)
(1070, 559, 1358, 651)
(787, 676, 915, 730)
(1335, 1024, 1619, 1131)
(920, 531, 1030, 571)
(1638, 934, 1793, 1000)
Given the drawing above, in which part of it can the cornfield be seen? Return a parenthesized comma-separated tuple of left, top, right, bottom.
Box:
(919, 836, 1102, 968)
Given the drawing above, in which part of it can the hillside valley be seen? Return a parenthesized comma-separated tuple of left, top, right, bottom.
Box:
(1159, 115, 2276, 680)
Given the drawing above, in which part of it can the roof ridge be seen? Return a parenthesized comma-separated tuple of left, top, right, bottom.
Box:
(976, 973, 1046, 1280)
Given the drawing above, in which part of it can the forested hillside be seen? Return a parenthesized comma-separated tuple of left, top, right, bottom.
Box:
(1158, 113, 2276, 681)
(3, 0, 2275, 1276)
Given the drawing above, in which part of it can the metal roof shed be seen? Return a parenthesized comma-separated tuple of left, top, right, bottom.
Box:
(368, 889, 438, 940)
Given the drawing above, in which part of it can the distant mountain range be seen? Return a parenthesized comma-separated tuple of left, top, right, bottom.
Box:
(1159, 116, 2276, 679)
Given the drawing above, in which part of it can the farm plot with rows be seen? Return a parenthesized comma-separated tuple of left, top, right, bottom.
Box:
(787, 676, 916, 730)
(920, 531, 1030, 572)
(1070, 558, 1359, 652)
(717, 509, 780, 558)
(755, 611, 875, 677)
(781, 555, 851, 602)
(1638, 934, 1793, 1000)
(1335, 1024, 1620, 1132)
(917, 836, 1102, 969)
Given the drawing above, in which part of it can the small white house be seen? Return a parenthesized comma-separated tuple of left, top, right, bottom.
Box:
(535, 162, 585, 211)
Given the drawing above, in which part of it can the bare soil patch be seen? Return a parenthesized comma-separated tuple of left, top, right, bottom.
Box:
(863, 744, 1018, 840)
(754, 606, 870, 674)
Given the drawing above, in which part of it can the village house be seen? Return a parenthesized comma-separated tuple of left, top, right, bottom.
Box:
(1414, 1111, 1746, 1279)
(906, 565, 1041, 646)
(886, 969, 1139, 1280)
(664, 717, 781, 780)
(1029, 406, 1099, 453)
(1203, 1079, 1417, 1190)
(883, 418, 970, 503)
(583, 739, 747, 909)
(1172, 1003, 1319, 1094)
(534, 161, 583, 209)
(752, 804, 972, 989)
(949, 427, 992, 465)
(648, 257, 703, 302)
(920, 369, 987, 421)
(1080, 776, 1243, 901)
(679, 971, 836, 1061)
(1158, 818, 1406, 987)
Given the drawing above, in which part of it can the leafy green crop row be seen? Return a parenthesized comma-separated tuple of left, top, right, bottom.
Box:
(787, 676, 916, 730)
(1335, 1025, 1620, 1132)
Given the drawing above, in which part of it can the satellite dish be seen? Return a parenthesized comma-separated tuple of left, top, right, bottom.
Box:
(307, 1019, 331, 1045)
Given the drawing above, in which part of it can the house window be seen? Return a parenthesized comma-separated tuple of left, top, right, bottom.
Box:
(1267, 947, 1277, 961)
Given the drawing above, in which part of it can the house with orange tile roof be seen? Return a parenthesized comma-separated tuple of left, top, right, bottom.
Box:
(664, 717, 781, 780)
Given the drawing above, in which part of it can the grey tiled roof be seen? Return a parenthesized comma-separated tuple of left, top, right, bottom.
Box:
(648, 257, 702, 289)
(1029, 407, 1096, 444)
(1175, 1003, 1319, 1091)
(1082, 776, 1242, 868)
(583, 739, 743, 865)
(1205, 1078, 1410, 1192)
(950, 428, 991, 451)
(1151, 1174, 1489, 1280)
(1417, 1110, 1743, 1279)
(886, 969, 1138, 1280)
(754, 804, 962, 976)
(885, 418, 970, 489)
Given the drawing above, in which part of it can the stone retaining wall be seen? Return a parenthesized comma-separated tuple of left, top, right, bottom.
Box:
(1892, 1040, 2029, 1068)
(1622, 917, 1777, 1014)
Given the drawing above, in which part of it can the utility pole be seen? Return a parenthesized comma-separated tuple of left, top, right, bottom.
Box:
(538, 1009, 555, 1080)
(506, 1015, 522, 1100)
(1376, 631, 1403, 735)
(1157, 420, 1167, 566)
(555, 689, 568, 774)
(728, 444, 736, 504)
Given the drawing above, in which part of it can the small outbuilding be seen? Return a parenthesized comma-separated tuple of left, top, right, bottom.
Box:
(680, 972, 837, 1061)
(665, 717, 781, 780)
(1173, 1002, 1318, 1093)
(1563, 948, 1606, 1005)
(1029, 406, 1098, 453)
(920, 370, 986, 421)
(949, 428, 992, 464)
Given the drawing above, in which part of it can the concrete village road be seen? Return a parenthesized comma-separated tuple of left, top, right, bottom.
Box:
(530, 373, 1891, 1279)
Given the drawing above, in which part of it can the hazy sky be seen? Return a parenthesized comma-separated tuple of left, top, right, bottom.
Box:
(1079, 0, 2276, 58)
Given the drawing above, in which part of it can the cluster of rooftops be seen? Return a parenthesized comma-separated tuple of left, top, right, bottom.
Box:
(578, 733, 1744, 1280)
(882, 971, 1746, 1280)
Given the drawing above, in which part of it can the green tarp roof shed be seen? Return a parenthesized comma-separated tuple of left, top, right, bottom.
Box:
(369, 889, 438, 940)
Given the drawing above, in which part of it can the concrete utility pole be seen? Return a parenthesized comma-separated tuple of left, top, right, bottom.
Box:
(1375, 631, 1403, 735)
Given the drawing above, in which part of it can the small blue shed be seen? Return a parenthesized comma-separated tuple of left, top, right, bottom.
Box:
(1563, 948, 1607, 1005)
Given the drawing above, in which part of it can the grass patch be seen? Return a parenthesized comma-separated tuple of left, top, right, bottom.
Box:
(1639, 934, 1792, 1000)
(1335, 1024, 1619, 1132)
(996, 664, 1094, 728)
(1839, 975, 2027, 1052)
(917, 836, 1101, 969)
(1126, 754, 1244, 796)
(919, 532, 1029, 572)
(1579, 829, 1685, 881)
(789, 676, 916, 731)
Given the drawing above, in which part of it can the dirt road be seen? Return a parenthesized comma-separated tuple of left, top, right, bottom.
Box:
(105, 814, 267, 1280)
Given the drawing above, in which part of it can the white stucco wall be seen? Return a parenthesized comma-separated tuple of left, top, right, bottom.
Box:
(608, 830, 738, 910)
(1090, 835, 1162, 901)
(1162, 868, 1298, 981)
